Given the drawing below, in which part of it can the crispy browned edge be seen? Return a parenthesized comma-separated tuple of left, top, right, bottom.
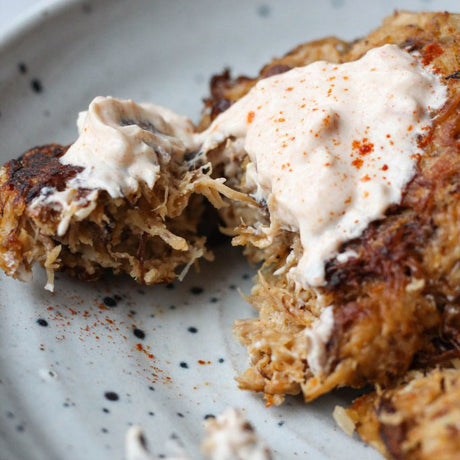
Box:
(200, 11, 460, 403)
(1, 144, 82, 204)
(0, 142, 223, 285)
(345, 367, 460, 460)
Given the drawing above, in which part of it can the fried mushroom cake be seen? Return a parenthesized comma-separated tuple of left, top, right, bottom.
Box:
(0, 96, 239, 290)
(342, 367, 460, 460)
(199, 11, 460, 404)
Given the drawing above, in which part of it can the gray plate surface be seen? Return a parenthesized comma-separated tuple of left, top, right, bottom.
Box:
(0, 0, 457, 458)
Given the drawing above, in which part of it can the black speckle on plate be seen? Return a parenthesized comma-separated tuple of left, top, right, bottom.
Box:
(190, 286, 204, 295)
(103, 296, 117, 307)
(179, 362, 189, 369)
(187, 326, 198, 334)
(36, 318, 48, 327)
(218, 358, 225, 363)
(18, 62, 27, 74)
(204, 414, 215, 420)
(30, 78, 43, 93)
(210, 297, 219, 303)
(257, 4, 271, 17)
(104, 391, 119, 402)
(278, 421, 285, 426)
(148, 411, 155, 416)
(102, 408, 110, 413)
(148, 386, 155, 391)
(133, 328, 145, 339)
(101, 427, 109, 433)
(177, 412, 184, 418)
(82, 2, 92, 14)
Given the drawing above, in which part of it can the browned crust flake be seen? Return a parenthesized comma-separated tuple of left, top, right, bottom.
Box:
(3, 144, 81, 203)
(346, 367, 460, 460)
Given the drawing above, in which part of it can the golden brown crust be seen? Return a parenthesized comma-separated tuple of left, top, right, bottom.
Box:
(2, 144, 82, 204)
(202, 11, 460, 402)
(0, 143, 227, 286)
(346, 368, 460, 460)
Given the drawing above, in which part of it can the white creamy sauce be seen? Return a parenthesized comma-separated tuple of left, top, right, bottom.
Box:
(200, 44, 447, 288)
(34, 46, 447, 293)
(30, 96, 196, 236)
(34, 187, 99, 237)
(305, 306, 335, 376)
(62, 96, 196, 197)
(335, 249, 358, 264)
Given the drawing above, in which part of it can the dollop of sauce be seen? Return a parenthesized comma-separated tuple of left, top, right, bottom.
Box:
(31, 96, 197, 238)
(200, 44, 447, 287)
(61, 96, 196, 197)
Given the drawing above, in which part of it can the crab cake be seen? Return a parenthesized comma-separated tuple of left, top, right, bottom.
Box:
(200, 11, 460, 403)
(0, 97, 238, 289)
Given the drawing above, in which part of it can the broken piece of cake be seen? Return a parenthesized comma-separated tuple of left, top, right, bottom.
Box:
(125, 408, 272, 460)
(0, 96, 238, 290)
(202, 408, 272, 460)
(199, 11, 460, 403)
(342, 367, 460, 460)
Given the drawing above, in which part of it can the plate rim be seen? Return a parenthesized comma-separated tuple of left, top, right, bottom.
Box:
(0, 0, 88, 54)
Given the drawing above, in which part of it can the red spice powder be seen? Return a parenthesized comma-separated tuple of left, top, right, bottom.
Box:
(421, 43, 444, 66)
(352, 158, 364, 169)
(352, 138, 374, 156)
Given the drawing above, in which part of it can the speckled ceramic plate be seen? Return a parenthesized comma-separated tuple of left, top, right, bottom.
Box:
(0, 0, 458, 459)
